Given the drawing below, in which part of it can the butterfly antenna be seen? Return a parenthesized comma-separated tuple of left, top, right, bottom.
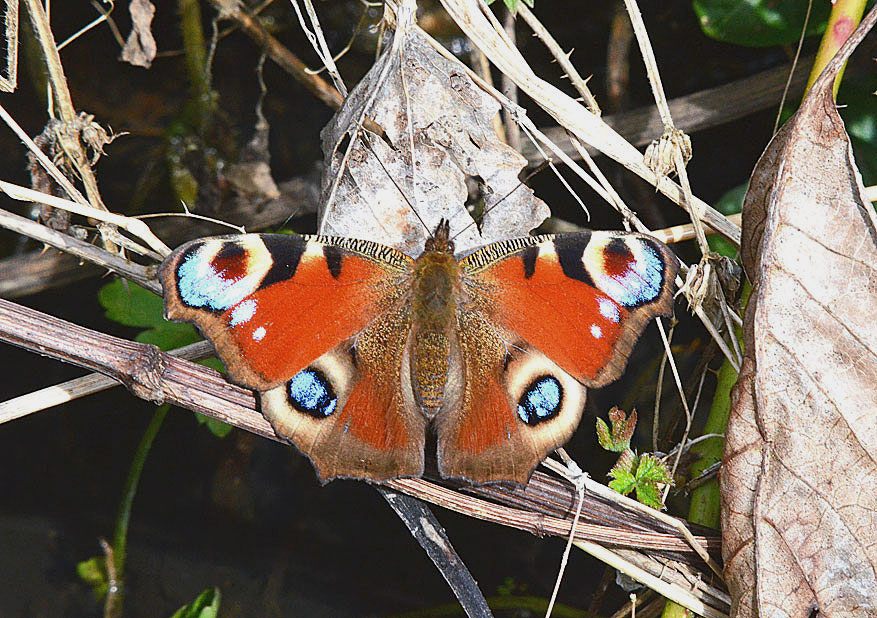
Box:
(360, 133, 433, 236)
(449, 159, 551, 244)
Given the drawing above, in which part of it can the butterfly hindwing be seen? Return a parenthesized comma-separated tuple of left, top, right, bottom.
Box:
(460, 231, 679, 388)
(159, 233, 413, 390)
(436, 314, 586, 484)
(260, 304, 427, 482)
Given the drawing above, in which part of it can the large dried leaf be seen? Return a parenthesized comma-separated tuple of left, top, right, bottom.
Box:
(319, 18, 548, 254)
(722, 9, 877, 617)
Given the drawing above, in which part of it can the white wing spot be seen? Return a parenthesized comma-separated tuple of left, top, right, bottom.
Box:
(590, 324, 603, 339)
(597, 297, 620, 322)
(230, 299, 257, 326)
(252, 326, 266, 341)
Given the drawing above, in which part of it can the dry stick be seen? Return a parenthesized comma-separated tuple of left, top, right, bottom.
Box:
(0, 298, 723, 558)
(516, 3, 599, 115)
(23, 0, 117, 247)
(575, 541, 727, 618)
(622, 0, 710, 257)
(542, 458, 723, 581)
(205, 0, 344, 110)
(0, 299, 727, 614)
(523, 57, 813, 164)
(0, 341, 214, 425)
(290, 0, 348, 97)
(0, 182, 171, 256)
(0, 207, 159, 293)
(500, 8, 521, 151)
(378, 487, 492, 618)
(0, 0, 18, 92)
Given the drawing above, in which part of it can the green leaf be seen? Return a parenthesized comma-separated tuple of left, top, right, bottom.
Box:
(595, 407, 637, 452)
(76, 555, 108, 601)
(195, 412, 233, 438)
(608, 468, 637, 496)
(709, 182, 746, 257)
(693, 0, 830, 47)
(608, 452, 673, 509)
(633, 454, 673, 509)
(169, 587, 221, 618)
(99, 279, 168, 329)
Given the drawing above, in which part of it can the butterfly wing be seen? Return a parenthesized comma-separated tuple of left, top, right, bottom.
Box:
(436, 317, 586, 484)
(260, 304, 427, 482)
(160, 233, 425, 481)
(460, 231, 679, 388)
(437, 231, 678, 484)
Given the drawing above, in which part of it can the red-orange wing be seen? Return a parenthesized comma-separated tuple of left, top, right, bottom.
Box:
(435, 231, 678, 484)
(460, 231, 679, 388)
(160, 233, 412, 390)
(160, 234, 426, 482)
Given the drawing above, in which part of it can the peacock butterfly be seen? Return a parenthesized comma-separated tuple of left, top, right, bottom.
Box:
(159, 220, 678, 484)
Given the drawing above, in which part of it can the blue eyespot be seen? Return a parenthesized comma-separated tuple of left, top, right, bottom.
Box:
(176, 247, 252, 312)
(517, 376, 563, 426)
(597, 242, 664, 308)
(288, 369, 337, 418)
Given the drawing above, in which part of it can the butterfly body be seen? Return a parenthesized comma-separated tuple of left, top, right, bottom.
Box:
(160, 223, 678, 485)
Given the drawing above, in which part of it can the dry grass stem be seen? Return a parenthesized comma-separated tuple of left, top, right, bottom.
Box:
(437, 0, 740, 246)
(0, 207, 159, 292)
(0, 181, 170, 256)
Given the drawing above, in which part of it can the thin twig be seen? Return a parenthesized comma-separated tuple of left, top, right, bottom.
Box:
(290, 0, 348, 96)
(437, 0, 740, 246)
(0, 207, 159, 292)
(205, 0, 344, 109)
(378, 487, 493, 618)
(23, 0, 115, 250)
(516, 3, 599, 114)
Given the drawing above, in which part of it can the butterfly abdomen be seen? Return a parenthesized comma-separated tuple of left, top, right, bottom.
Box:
(409, 249, 462, 416)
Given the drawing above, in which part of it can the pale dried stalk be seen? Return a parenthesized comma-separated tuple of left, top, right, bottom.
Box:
(0, 0, 18, 92)
(23, 0, 112, 235)
(289, 0, 348, 96)
(654, 213, 742, 244)
(0, 181, 170, 256)
(0, 207, 159, 292)
(621, 0, 711, 255)
(543, 458, 723, 580)
(575, 541, 727, 618)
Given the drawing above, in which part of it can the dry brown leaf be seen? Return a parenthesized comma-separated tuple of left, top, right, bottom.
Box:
(721, 8, 877, 617)
(319, 20, 548, 254)
(120, 0, 157, 69)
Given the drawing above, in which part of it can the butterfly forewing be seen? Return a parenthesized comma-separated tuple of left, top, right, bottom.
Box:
(160, 233, 413, 390)
(459, 231, 679, 388)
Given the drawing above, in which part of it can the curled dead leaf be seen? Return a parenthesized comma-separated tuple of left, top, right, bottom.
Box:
(319, 17, 548, 253)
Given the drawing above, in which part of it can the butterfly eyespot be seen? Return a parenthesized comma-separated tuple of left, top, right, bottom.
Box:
(597, 240, 664, 307)
(516, 375, 563, 426)
(287, 368, 338, 418)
